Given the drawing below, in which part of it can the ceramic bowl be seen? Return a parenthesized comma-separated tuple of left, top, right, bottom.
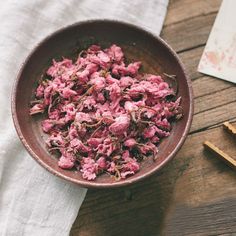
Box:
(12, 20, 193, 188)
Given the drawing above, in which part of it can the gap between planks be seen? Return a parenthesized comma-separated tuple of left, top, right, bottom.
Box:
(189, 117, 236, 135)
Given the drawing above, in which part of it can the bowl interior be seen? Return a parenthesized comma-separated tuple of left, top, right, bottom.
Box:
(13, 20, 193, 188)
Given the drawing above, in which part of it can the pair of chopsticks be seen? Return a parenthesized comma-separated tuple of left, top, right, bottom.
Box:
(203, 122, 236, 170)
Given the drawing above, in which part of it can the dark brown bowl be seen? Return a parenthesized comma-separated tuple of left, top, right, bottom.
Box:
(12, 20, 193, 188)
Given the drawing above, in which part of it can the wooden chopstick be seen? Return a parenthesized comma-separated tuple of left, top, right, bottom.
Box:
(204, 141, 236, 170)
(223, 122, 236, 136)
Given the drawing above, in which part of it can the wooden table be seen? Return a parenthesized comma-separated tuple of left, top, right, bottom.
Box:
(71, 1, 236, 235)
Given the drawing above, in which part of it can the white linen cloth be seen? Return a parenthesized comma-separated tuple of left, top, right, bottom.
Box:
(0, 0, 168, 235)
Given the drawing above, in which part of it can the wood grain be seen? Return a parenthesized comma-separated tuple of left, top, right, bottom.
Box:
(191, 101, 236, 133)
(71, 1, 236, 235)
(162, 13, 217, 52)
(194, 86, 236, 114)
(164, 0, 222, 26)
(164, 198, 236, 236)
(192, 76, 232, 98)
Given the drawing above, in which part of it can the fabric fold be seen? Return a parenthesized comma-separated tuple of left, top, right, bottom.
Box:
(0, 0, 168, 235)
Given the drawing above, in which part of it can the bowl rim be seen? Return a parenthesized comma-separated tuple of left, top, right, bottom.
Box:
(11, 19, 194, 189)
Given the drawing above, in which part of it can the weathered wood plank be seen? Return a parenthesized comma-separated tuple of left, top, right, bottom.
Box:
(71, 123, 236, 236)
(192, 76, 232, 98)
(164, 0, 222, 26)
(191, 101, 236, 133)
(194, 86, 236, 114)
(161, 13, 217, 52)
(165, 199, 236, 236)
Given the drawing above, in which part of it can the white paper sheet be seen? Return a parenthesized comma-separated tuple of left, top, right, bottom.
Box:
(198, 0, 236, 83)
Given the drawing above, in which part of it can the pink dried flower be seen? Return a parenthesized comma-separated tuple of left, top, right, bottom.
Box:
(46, 132, 65, 147)
(96, 92, 106, 103)
(122, 150, 130, 160)
(105, 74, 119, 85)
(119, 76, 134, 88)
(107, 83, 121, 102)
(70, 138, 90, 153)
(146, 74, 163, 84)
(82, 96, 96, 111)
(151, 136, 160, 144)
(30, 103, 44, 115)
(124, 138, 137, 148)
(90, 75, 106, 91)
(30, 44, 182, 181)
(76, 69, 89, 83)
(68, 125, 79, 139)
(143, 126, 158, 139)
(106, 44, 124, 62)
(124, 101, 138, 112)
(87, 137, 104, 148)
(97, 157, 107, 169)
(63, 103, 77, 122)
(81, 157, 98, 180)
(109, 114, 130, 135)
(128, 83, 146, 98)
(61, 87, 77, 99)
(96, 138, 116, 156)
(121, 154, 140, 179)
(107, 161, 116, 173)
(97, 51, 110, 63)
(48, 109, 60, 120)
(112, 61, 141, 76)
(155, 118, 171, 130)
(58, 155, 75, 169)
(155, 127, 170, 138)
(58, 151, 75, 169)
(143, 109, 156, 119)
(139, 142, 158, 155)
(41, 119, 55, 133)
(35, 84, 45, 98)
(126, 62, 141, 75)
(75, 112, 92, 123)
